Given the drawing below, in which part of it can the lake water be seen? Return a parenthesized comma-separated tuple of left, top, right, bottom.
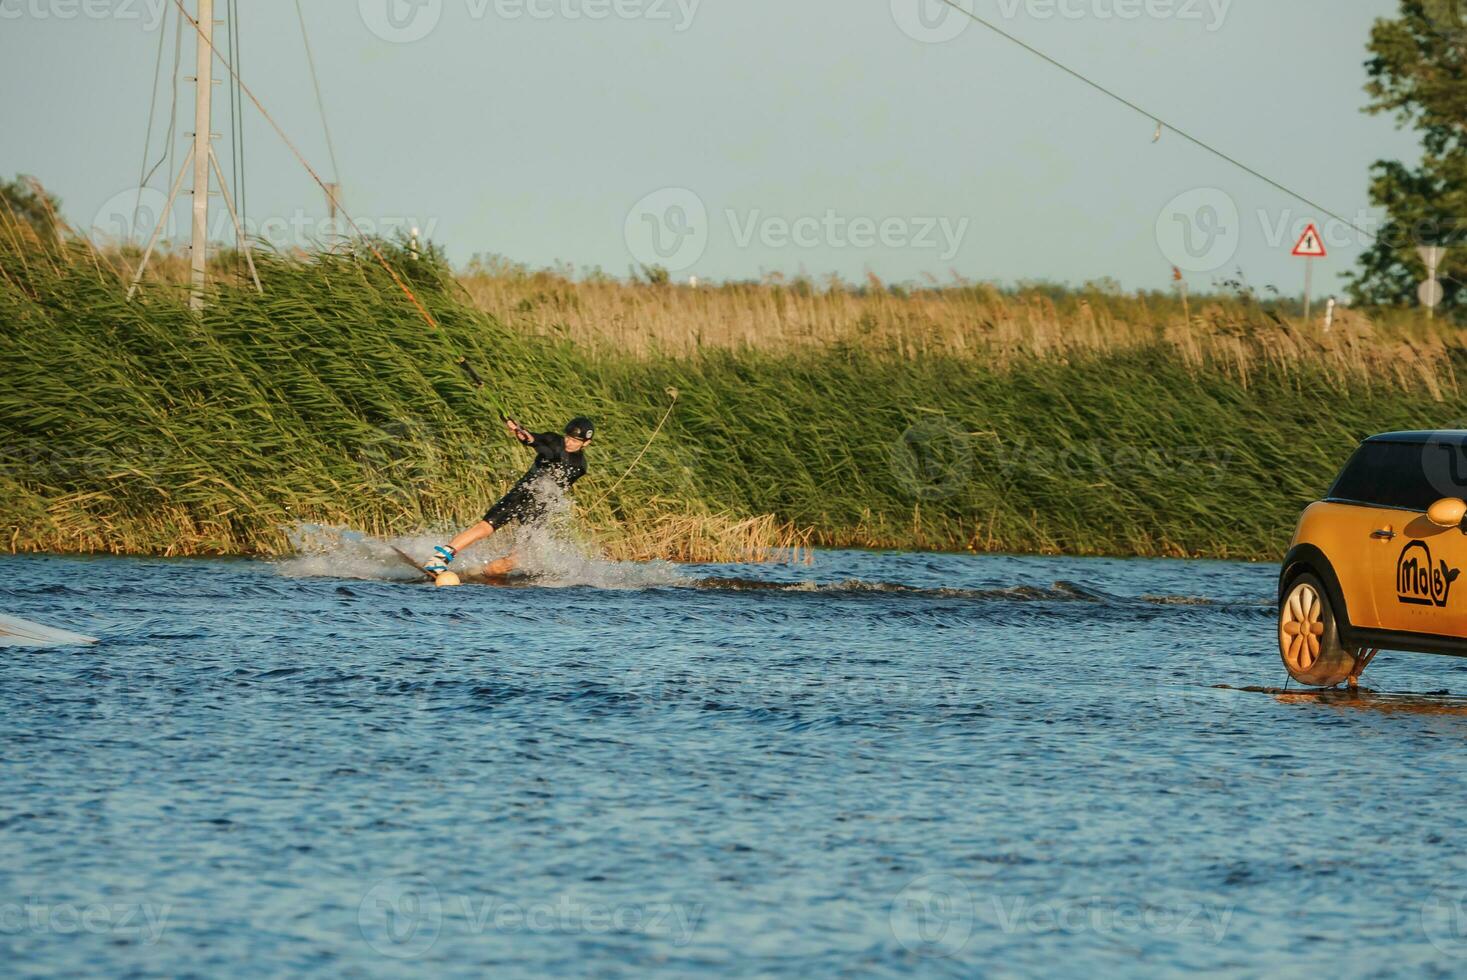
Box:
(4, 544, 1467, 977)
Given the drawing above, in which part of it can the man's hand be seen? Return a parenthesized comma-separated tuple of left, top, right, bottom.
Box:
(505, 418, 532, 444)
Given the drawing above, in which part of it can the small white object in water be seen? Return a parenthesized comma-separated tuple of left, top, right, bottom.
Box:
(0, 613, 97, 648)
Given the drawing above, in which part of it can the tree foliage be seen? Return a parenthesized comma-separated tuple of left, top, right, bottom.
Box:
(0, 175, 63, 246)
(1350, 1, 1467, 316)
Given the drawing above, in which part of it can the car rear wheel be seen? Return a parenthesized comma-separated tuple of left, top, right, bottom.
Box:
(1279, 573, 1355, 687)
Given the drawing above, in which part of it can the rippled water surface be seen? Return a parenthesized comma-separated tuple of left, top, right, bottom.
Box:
(5, 548, 1467, 977)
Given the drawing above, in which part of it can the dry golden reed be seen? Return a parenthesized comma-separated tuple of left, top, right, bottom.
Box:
(459, 257, 1463, 398)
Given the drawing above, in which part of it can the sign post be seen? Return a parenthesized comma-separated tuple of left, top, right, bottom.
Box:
(1291, 223, 1327, 322)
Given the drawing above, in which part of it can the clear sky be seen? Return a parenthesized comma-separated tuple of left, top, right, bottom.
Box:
(0, 0, 1423, 296)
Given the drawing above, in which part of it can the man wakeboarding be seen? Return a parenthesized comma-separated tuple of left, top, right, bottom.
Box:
(425, 415, 594, 577)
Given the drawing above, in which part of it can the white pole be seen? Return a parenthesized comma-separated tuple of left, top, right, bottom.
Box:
(1303, 259, 1313, 323)
(190, 0, 214, 311)
(1426, 249, 1439, 321)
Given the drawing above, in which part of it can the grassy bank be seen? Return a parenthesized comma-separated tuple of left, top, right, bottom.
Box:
(2, 211, 1464, 562)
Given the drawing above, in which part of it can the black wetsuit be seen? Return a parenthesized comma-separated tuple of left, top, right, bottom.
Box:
(482, 431, 587, 529)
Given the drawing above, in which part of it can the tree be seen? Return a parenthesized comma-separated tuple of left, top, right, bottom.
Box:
(0, 175, 63, 246)
(1349, 1, 1467, 316)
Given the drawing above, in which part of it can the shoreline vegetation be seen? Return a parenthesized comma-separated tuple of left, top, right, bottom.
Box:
(3, 204, 1465, 564)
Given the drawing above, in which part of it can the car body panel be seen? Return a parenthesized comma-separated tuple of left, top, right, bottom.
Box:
(1283, 430, 1467, 660)
(1289, 501, 1381, 630)
(1374, 514, 1467, 637)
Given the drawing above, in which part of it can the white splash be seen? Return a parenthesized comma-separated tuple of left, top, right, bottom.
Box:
(505, 522, 687, 590)
(277, 524, 425, 582)
(496, 480, 688, 589)
(278, 497, 687, 592)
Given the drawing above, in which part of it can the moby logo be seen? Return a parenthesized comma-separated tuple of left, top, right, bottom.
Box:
(1397, 540, 1461, 608)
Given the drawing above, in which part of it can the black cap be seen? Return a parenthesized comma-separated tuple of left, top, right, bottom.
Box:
(564, 417, 594, 441)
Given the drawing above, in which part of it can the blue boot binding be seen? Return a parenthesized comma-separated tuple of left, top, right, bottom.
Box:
(424, 544, 457, 574)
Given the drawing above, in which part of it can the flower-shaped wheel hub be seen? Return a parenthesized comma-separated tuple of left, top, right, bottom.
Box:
(1280, 582, 1327, 673)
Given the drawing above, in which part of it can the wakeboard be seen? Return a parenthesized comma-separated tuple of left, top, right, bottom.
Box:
(388, 544, 437, 583)
(0, 613, 97, 647)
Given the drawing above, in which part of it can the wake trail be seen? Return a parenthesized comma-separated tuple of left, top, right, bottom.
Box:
(276, 522, 688, 590)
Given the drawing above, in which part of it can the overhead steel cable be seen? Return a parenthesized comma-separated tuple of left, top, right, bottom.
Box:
(933, 0, 1377, 242)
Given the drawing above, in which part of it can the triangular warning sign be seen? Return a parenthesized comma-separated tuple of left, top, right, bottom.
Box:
(1291, 223, 1327, 258)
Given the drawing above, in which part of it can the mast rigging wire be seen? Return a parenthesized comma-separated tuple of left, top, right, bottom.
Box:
(130, 15, 168, 242)
(165, 0, 440, 331)
(157, 0, 681, 499)
(295, 0, 342, 198)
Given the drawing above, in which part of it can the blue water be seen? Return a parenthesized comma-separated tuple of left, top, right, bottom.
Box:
(4, 548, 1467, 977)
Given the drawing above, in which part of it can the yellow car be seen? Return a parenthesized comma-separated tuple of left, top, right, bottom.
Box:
(1280, 430, 1467, 687)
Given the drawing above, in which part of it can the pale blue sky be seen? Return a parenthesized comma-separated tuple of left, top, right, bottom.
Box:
(0, 0, 1421, 295)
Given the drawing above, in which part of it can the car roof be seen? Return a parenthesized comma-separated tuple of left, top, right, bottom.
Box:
(1364, 430, 1467, 445)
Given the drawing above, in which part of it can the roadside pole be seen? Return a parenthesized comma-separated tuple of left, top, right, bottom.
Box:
(1418, 245, 1446, 320)
(1291, 223, 1326, 323)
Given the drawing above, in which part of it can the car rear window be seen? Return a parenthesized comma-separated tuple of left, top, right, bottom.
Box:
(1329, 439, 1467, 510)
